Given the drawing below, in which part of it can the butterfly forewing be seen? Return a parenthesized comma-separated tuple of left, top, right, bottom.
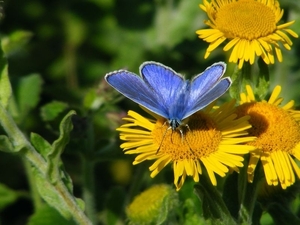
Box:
(105, 70, 169, 118)
(140, 62, 186, 109)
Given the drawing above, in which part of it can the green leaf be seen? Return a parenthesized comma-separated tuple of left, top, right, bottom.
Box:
(182, 198, 205, 225)
(268, 203, 300, 225)
(62, 12, 87, 46)
(27, 200, 76, 225)
(0, 135, 14, 152)
(40, 101, 68, 122)
(229, 65, 250, 101)
(83, 89, 103, 110)
(0, 43, 12, 109)
(0, 183, 19, 211)
(194, 176, 237, 225)
(1, 30, 33, 56)
(16, 74, 43, 119)
(149, 0, 205, 48)
(30, 111, 85, 220)
(32, 166, 72, 219)
(238, 160, 261, 224)
(47, 110, 76, 183)
(32, 166, 85, 220)
(256, 58, 270, 100)
(222, 173, 240, 220)
(103, 187, 126, 225)
(30, 132, 52, 160)
(59, 162, 77, 198)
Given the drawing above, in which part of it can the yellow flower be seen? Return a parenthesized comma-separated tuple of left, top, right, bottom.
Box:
(196, 0, 298, 69)
(117, 101, 255, 190)
(126, 184, 178, 225)
(236, 85, 300, 189)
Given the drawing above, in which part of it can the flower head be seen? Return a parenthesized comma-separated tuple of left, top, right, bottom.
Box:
(117, 101, 255, 190)
(236, 85, 300, 189)
(126, 184, 178, 225)
(196, 0, 298, 68)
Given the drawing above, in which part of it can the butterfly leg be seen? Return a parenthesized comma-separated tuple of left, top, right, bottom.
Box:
(183, 124, 196, 154)
(156, 126, 172, 154)
(179, 128, 184, 143)
(172, 125, 195, 154)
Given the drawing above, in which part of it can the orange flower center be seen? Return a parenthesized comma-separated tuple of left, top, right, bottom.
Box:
(215, 0, 277, 40)
(236, 102, 300, 153)
(152, 112, 222, 160)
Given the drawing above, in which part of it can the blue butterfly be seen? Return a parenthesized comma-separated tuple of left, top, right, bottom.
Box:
(105, 61, 231, 130)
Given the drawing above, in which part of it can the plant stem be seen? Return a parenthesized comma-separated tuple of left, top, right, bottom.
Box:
(82, 157, 97, 224)
(23, 159, 43, 210)
(0, 104, 93, 225)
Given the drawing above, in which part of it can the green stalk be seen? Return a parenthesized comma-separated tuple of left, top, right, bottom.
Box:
(0, 104, 92, 225)
(81, 157, 97, 224)
(23, 159, 43, 210)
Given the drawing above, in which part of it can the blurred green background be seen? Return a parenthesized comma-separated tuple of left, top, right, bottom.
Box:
(0, 0, 299, 224)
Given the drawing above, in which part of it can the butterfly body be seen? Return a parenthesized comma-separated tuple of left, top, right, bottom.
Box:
(105, 61, 232, 130)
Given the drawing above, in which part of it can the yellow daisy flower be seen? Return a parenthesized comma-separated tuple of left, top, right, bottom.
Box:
(117, 101, 255, 190)
(196, 0, 298, 69)
(236, 85, 300, 189)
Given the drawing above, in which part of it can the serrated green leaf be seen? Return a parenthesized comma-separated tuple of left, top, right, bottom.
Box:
(28, 205, 76, 225)
(0, 183, 19, 211)
(40, 101, 68, 122)
(0, 135, 14, 152)
(29, 111, 85, 220)
(47, 110, 76, 183)
(0, 43, 12, 109)
(16, 74, 43, 120)
(30, 132, 52, 160)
